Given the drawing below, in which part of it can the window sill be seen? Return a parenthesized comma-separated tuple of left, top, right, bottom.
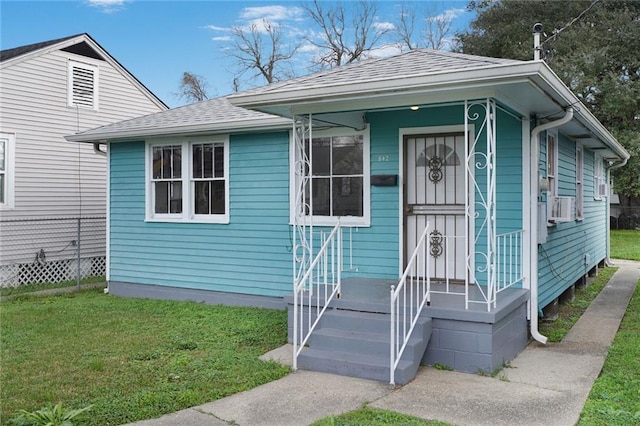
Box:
(145, 215, 229, 224)
(290, 216, 370, 228)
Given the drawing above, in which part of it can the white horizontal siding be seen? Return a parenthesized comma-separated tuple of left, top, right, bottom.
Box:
(0, 46, 165, 271)
(0, 49, 164, 220)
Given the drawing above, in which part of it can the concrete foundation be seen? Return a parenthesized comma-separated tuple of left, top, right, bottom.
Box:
(541, 298, 559, 322)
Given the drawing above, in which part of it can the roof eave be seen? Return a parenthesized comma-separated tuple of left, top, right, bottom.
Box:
(65, 117, 292, 143)
(228, 61, 544, 109)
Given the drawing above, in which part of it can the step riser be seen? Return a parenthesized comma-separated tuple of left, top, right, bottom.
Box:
(298, 353, 419, 385)
(299, 310, 432, 385)
(309, 331, 428, 361)
(320, 311, 391, 333)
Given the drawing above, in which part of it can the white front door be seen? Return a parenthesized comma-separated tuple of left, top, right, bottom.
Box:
(404, 133, 467, 281)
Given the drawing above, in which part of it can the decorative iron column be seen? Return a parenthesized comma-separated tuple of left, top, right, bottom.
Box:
(464, 99, 497, 311)
(292, 114, 313, 287)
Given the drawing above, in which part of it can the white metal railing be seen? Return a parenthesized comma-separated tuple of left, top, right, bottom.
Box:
(293, 221, 344, 371)
(496, 230, 525, 294)
(390, 223, 431, 386)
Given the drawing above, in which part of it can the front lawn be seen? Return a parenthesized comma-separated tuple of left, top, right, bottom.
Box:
(579, 278, 640, 425)
(0, 289, 289, 425)
(610, 229, 640, 261)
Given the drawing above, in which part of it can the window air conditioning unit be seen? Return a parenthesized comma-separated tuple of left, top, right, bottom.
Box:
(548, 196, 575, 222)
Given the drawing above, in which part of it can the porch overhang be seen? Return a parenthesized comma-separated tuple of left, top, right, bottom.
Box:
(229, 61, 629, 162)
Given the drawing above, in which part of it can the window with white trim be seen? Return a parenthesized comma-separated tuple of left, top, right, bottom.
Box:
(292, 127, 370, 226)
(68, 60, 98, 110)
(146, 137, 229, 223)
(576, 144, 583, 220)
(594, 155, 606, 200)
(546, 130, 558, 199)
(0, 132, 15, 210)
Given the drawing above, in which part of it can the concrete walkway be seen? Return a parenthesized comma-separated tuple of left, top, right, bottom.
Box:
(127, 260, 639, 426)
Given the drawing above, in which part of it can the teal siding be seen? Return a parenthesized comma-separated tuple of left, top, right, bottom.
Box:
(109, 132, 292, 297)
(537, 133, 607, 311)
(108, 101, 528, 298)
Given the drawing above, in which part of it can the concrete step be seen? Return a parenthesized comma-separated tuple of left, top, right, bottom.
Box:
(297, 348, 417, 384)
(300, 309, 432, 385)
(320, 309, 391, 333)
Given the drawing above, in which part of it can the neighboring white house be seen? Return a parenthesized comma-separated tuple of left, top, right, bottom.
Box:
(0, 33, 167, 287)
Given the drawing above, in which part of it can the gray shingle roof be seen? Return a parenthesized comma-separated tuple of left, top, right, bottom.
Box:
(234, 49, 523, 98)
(0, 34, 83, 62)
(67, 96, 289, 142)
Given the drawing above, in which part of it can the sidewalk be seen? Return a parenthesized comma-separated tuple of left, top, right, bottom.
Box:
(127, 260, 639, 426)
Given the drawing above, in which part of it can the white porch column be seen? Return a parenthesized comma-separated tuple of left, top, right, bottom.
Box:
(464, 99, 497, 311)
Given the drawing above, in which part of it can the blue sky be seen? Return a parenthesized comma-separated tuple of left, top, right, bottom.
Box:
(1, 1, 475, 108)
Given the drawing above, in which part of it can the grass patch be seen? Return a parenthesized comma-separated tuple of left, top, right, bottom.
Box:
(539, 267, 617, 342)
(0, 288, 289, 425)
(579, 278, 640, 425)
(0, 276, 105, 297)
(310, 407, 448, 426)
(610, 230, 640, 261)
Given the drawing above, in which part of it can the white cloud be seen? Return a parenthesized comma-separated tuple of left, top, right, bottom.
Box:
(205, 25, 232, 32)
(433, 8, 466, 22)
(239, 5, 304, 22)
(86, 0, 125, 13)
(212, 36, 232, 42)
(375, 21, 396, 31)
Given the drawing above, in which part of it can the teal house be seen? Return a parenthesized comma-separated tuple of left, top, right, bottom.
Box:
(68, 50, 629, 385)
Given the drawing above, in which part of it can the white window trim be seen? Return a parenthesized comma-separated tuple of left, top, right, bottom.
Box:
(0, 132, 16, 210)
(546, 129, 559, 222)
(576, 143, 584, 220)
(546, 130, 558, 198)
(68, 60, 99, 110)
(289, 126, 371, 227)
(594, 154, 606, 200)
(145, 136, 230, 224)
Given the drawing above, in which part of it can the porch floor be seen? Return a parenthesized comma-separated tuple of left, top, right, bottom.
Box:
(333, 277, 529, 324)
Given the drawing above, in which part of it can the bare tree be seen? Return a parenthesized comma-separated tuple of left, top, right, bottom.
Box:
(303, 0, 390, 68)
(394, 2, 454, 51)
(396, 3, 417, 51)
(177, 72, 210, 103)
(424, 13, 453, 50)
(228, 19, 298, 85)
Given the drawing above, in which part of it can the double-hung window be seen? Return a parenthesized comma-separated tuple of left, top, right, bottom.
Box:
(0, 132, 15, 210)
(546, 130, 558, 200)
(292, 127, 370, 226)
(594, 155, 606, 200)
(576, 144, 583, 220)
(146, 137, 229, 223)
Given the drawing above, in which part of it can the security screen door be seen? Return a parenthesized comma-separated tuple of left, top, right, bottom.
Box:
(404, 133, 467, 281)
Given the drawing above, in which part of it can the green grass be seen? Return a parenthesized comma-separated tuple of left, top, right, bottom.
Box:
(539, 267, 617, 342)
(310, 407, 448, 426)
(610, 230, 640, 261)
(0, 276, 105, 297)
(579, 278, 640, 425)
(0, 288, 289, 425)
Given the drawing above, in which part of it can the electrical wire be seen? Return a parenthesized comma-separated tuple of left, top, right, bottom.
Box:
(540, 0, 601, 47)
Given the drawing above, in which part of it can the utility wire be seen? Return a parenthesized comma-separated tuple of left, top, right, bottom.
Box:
(540, 0, 601, 47)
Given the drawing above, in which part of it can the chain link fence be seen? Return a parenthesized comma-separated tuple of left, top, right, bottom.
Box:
(610, 206, 640, 230)
(0, 217, 106, 288)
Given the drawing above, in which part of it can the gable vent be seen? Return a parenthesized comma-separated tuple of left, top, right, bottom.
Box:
(68, 61, 98, 109)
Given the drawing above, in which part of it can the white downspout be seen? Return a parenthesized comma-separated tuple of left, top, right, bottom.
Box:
(529, 107, 574, 344)
(606, 158, 628, 264)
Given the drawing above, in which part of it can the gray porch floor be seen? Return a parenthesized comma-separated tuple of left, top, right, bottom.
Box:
(333, 277, 529, 323)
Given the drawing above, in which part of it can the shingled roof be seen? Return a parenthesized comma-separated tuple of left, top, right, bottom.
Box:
(233, 49, 523, 98)
(66, 96, 289, 142)
(0, 34, 82, 62)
